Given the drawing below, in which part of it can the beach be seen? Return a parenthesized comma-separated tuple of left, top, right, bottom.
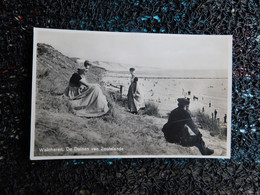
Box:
(103, 71, 229, 122)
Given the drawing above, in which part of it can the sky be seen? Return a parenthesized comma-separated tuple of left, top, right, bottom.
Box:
(35, 28, 232, 70)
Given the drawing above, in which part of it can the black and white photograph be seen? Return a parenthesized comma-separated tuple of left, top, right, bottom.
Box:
(30, 28, 232, 159)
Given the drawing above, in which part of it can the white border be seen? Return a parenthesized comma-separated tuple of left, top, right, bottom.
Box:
(30, 28, 38, 160)
(30, 28, 232, 160)
(226, 37, 233, 159)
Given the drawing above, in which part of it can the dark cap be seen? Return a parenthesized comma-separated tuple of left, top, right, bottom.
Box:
(177, 98, 190, 106)
(84, 60, 91, 67)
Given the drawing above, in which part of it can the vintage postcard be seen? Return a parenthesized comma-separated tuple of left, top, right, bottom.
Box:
(30, 28, 232, 160)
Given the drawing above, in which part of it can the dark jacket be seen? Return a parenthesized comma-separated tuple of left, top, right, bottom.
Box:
(162, 107, 200, 142)
(69, 73, 82, 87)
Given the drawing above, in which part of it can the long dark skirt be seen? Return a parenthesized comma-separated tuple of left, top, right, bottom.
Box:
(127, 85, 137, 112)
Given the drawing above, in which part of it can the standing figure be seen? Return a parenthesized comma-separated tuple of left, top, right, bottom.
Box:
(214, 109, 218, 119)
(127, 67, 135, 112)
(224, 114, 227, 123)
(127, 76, 145, 114)
(162, 98, 214, 155)
(127, 68, 145, 114)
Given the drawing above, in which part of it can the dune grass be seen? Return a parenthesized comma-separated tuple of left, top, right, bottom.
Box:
(194, 111, 227, 139)
(142, 101, 159, 117)
(34, 60, 162, 156)
(35, 92, 163, 156)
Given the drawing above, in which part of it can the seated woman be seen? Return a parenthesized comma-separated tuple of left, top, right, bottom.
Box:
(127, 76, 145, 114)
(64, 62, 109, 117)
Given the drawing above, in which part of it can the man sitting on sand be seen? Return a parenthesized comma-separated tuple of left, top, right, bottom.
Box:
(162, 98, 214, 155)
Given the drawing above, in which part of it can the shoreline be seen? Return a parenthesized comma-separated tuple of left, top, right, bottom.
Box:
(104, 75, 228, 80)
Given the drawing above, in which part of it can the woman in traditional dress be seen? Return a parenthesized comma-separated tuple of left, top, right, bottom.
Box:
(64, 61, 109, 117)
(127, 68, 145, 114)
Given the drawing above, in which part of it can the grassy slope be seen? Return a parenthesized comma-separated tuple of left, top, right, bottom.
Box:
(34, 43, 226, 157)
